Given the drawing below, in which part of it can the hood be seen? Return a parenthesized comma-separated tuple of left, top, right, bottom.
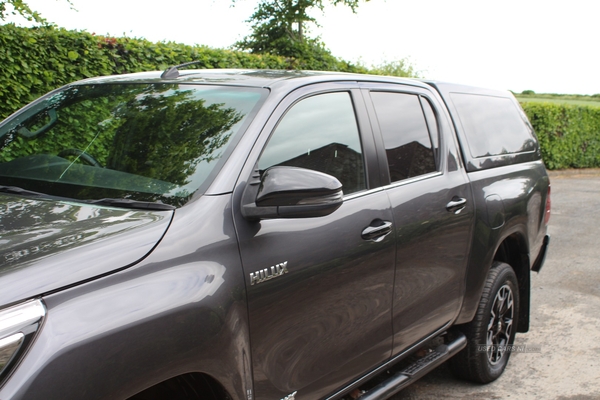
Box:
(0, 194, 173, 306)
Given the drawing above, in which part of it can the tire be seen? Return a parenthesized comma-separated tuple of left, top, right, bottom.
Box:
(450, 261, 520, 383)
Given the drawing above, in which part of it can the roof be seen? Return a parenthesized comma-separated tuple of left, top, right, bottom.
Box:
(73, 68, 424, 90)
(424, 80, 513, 98)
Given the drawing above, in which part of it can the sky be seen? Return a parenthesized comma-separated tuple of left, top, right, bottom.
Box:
(4, 0, 599, 95)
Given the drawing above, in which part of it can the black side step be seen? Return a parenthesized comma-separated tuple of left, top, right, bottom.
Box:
(358, 332, 467, 400)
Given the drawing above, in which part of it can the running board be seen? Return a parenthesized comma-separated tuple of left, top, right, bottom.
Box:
(358, 332, 467, 400)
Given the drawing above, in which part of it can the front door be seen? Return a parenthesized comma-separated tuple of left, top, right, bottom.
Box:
(234, 87, 395, 400)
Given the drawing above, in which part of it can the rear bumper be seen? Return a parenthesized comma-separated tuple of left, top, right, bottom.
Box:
(532, 235, 550, 272)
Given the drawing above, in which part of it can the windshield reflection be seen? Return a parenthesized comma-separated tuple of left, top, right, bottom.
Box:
(0, 84, 265, 207)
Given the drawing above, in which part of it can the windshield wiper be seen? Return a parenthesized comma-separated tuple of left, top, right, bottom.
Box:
(0, 186, 175, 211)
(82, 198, 175, 211)
(0, 185, 47, 198)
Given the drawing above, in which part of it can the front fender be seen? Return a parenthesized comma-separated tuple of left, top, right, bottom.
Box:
(0, 195, 251, 400)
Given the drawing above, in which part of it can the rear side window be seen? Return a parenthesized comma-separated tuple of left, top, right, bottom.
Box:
(258, 92, 366, 195)
(370, 92, 437, 183)
(450, 93, 536, 158)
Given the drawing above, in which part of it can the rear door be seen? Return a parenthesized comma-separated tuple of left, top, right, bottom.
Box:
(361, 83, 475, 355)
(232, 83, 395, 400)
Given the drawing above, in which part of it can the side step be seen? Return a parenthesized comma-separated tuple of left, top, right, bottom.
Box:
(358, 332, 467, 400)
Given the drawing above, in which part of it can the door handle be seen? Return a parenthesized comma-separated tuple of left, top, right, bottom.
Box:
(361, 221, 393, 242)
(446, 197, 467, 214)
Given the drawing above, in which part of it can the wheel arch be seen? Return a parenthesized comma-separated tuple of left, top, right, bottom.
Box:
(127, 372, 233, 400)
(493, 233, 531, 333)
(455, 226, 531, 331)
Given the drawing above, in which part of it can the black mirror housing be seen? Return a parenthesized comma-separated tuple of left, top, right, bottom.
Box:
(242, 166, 343, 220)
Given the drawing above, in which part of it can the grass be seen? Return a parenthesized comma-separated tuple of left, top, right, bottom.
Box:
(515, 93, 600, 107)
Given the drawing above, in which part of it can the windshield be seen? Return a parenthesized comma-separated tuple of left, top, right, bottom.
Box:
(0, 83, 266, 207)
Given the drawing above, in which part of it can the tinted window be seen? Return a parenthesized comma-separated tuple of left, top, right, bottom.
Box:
(450, 93, 536, 158)
(371, 92, 436, 183)
(259, 92, 365, 195)
(0, 84, 265, 207)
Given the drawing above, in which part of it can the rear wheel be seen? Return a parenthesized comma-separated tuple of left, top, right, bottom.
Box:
(450, 261, 519, 383)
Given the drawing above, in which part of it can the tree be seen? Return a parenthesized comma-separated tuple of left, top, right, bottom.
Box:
(0, 0, 72, 23)
(0, 0, 43, 22)
(234, 0, 369, 59)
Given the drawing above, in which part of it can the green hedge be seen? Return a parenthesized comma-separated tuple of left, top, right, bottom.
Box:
(2, 25, 599, 170)
(521, 102, 600, 170)
(0, 24, 365, 121)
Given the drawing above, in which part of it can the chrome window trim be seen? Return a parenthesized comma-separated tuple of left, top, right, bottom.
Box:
(343, 187, 385, 201)
(382, 171, 442, 191)
(343, 171, 442, 201)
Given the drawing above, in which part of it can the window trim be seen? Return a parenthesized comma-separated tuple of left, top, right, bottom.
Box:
(419, 95, 441, 170)
(381, 170, 442, 191)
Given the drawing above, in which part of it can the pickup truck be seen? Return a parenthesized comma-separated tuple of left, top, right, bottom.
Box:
(0, 68, 550, 400)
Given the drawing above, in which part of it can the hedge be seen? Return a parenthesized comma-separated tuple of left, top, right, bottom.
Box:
(521, 102, 600, 170)
(1, 24, 599, 170)
(0, 24, 365, 121)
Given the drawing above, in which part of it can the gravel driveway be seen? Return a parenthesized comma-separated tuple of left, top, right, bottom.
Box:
(388, 169, 600, 400)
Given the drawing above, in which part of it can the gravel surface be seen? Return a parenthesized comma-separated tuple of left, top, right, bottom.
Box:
(387, 170, 600, 400)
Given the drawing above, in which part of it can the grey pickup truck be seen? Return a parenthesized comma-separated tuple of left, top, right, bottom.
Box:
(0, 68, 550, 400)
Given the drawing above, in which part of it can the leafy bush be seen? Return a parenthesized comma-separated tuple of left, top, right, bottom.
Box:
(0, 24, 293, 120)
(367, 59, 420, 78)
(3, 25, 598, 171)
(522, 102, 600, 170)
(0, 24, 404, 122)
(0, 24, 417, 121)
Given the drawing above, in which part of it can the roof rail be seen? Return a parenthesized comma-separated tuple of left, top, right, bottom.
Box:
(160, 61, 204, 79)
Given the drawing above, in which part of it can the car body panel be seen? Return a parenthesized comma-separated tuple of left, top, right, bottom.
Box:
(385, 172, 474, 353)
(0, 194, 251, 400)
(0, 194, 173, 306)
(455, 160, 549, 324)
(236, 192, 395, 400)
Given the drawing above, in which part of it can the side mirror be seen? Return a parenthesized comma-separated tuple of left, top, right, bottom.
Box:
(242, 166, 343, 220)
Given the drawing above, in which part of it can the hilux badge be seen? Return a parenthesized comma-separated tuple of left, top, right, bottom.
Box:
(250, 261, 288, 285)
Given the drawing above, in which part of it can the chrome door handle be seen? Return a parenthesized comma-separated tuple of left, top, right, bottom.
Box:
(446, 197, 467, 214)
(361, 221, 393, 242)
